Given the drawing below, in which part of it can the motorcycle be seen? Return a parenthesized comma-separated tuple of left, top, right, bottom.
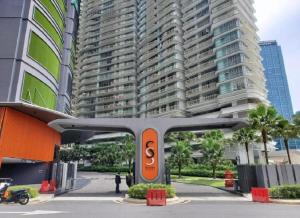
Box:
(0, 178, 30, 205)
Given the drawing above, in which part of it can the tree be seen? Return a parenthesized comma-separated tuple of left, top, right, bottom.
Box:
(293, 112, 300, 128)
(201, 130, 225, 179)
(90, 143, 123, 166)
(59, 144, 88, 162)
(121, 134, 136, 173)
(232, 128, 258, 164)
(169, 140, 192, 178)
(248, 104, 281, 165)
(168, 131, 195, 178)
(273, 118, 299, 164)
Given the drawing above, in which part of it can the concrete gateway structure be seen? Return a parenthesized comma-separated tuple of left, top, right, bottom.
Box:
(49, 117, 246, 183)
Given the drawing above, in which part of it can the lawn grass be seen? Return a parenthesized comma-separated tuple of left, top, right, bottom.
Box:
(172, 175, 224, 188)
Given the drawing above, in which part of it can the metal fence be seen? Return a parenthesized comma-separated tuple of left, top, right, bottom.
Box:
(52, 162, 77, 195)
(237, 164, 300, 193)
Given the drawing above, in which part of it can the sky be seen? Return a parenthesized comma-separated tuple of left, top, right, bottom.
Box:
(254, 0, 300, 112)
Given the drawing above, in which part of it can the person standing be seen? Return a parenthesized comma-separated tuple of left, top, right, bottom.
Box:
(115, 172, 121, 194)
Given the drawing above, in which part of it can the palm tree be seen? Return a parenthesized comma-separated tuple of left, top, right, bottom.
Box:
(232, 128, 257, 164)
(248, 104, 281, 165)
(273, 118, 299, 164)
(293, 112, 300, 128)
(201, 130, 225, 179)
(169, 140, 192, 178)
(122, 134, 136, 173)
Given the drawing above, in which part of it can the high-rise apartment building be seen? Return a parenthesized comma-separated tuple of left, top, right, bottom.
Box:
(260, 41, 299, 150)
(0, 0, 79, 114)
(76, 0, 267, 118)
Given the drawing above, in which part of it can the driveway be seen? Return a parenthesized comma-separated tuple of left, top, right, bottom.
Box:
(62, 172, 237, 198)
(62, 172, 129, 197)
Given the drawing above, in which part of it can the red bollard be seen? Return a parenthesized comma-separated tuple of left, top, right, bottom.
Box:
(147, 189, 167, 206)
(224, 170, 234, 188)
(39, 180, 50, 193)
(251, 188, 270, 203)
(48, 180, 57, 192)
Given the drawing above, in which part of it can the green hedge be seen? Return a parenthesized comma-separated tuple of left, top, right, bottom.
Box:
(269, 185, 300, 199)
(128, 184, 176, 199)
(171, 168, 236, 178)
(8, 186, 39, 199)
(79, 165, 129, 173)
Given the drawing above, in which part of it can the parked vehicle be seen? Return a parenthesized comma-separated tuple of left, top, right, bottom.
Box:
(0, 178, 30, 205)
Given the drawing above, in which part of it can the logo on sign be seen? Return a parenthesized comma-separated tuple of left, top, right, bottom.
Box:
(145, 141, 155, 166)
(142, 128, 158, 181)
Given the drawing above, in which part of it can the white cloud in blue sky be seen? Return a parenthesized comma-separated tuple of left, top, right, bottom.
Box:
(254, 0, 300, 112)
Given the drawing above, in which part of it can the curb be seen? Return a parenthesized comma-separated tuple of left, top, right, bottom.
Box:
(29, 194, 54, 205)
(270, 199, 300, 205)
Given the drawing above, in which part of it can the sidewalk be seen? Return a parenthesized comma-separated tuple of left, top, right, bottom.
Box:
(29, 194, 54, 205)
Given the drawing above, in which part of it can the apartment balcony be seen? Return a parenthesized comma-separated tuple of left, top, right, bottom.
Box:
(185, 61, 216, 78)
(186, 94, 218, 107)
(185, 50, 214, 67)
(211, 0, 234, 14)
(185, 39, 213, 56)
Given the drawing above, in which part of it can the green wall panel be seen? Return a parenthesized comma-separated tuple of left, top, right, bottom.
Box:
(56, 0, 66, 13)
(28, 31, 61, 81)
(33, 7, 63, 51)
(21, 72, 57, 110)
(39, 0, 65, 32)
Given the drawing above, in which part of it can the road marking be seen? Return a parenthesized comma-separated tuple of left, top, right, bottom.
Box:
(53, 197, 123, 201)
(0, 210, 67, 216)
(182, 197, 250, 201)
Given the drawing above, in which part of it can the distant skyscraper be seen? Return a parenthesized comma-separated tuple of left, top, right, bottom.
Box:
(75, 0, 267, 119)
(260, 40, 299, 150)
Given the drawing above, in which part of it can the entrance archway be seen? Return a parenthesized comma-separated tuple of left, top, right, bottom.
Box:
(49, 118, 246, 184)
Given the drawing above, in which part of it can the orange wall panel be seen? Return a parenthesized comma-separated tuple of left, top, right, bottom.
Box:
(0, 107, 61, 162)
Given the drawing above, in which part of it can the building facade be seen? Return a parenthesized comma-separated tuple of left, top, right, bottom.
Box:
(0, 0, 79, 114)
(260, 41, 299, 150)
(0, 0, 80, 184)
(75, 0, 267, 119)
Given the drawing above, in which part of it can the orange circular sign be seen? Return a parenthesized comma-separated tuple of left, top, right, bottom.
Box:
(142, 128, 159, 181)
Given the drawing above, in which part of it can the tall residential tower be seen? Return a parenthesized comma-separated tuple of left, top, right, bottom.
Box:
(75, 0, 267, 118)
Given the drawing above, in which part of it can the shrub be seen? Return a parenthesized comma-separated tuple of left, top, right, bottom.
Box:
(171, 168, 236, 178)
(8, 186, 39, 199)
(128, 183, 176, 199)
(269, 185, 300, 199)
(79, 165, 129, 173)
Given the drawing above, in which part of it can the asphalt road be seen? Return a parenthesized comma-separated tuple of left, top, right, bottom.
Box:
(0, 200, 299, 218)
(1, 172, 298, 218)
